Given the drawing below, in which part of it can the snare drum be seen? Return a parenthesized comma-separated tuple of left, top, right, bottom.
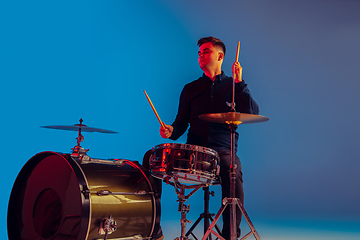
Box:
(8, 151, 160, 240)
(150, 143, 219, 184)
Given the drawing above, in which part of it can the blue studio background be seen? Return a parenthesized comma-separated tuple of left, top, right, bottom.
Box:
(1, 1, 359, 239)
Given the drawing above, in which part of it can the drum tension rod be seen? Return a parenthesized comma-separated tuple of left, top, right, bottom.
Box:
(95, 190, 154, 196)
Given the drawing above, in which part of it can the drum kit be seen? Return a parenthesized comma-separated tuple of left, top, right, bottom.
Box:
(7, 111, 268, 240)
(8, 40, 268, 240)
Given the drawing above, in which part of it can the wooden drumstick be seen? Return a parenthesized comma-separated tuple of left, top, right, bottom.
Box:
(233, 41, 241, 80)
(235, 41, 240, 62)
(143, 90, 166, 129)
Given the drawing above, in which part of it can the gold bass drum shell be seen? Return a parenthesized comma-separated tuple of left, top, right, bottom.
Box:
(7, 151, 161, 240)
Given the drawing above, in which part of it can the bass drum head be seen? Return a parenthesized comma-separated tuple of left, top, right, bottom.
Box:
(8, 151, 160, 240)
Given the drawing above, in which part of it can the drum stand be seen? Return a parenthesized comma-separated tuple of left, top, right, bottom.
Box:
(202, 123, 261, 240)
(170, 176, 209, 240)
(185, 186, 222, 240)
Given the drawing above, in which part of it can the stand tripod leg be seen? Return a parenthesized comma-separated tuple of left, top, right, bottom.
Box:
(202, 198, 261, 240)
(186, 216, 203, 240)
(209, 215, 222, 237)
(202, 201, 227, 240)
(172, 182, 205, 240)
(236, 202, 261, 240)
(186, 187, 222, 240)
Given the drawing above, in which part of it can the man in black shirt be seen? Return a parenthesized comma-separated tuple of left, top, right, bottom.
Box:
(160, 36, 259, 239)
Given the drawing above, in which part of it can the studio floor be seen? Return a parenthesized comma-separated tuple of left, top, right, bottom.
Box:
(160, 219, 360, 240)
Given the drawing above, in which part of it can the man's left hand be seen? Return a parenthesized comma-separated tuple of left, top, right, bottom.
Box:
(232, 62, 243, 83)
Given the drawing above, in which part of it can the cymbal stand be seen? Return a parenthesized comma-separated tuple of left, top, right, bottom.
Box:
(169, 175, 209, 240)
(71, 118, 89, 161)
(202, 123, 261, 240)
(185, 186, 222, 240)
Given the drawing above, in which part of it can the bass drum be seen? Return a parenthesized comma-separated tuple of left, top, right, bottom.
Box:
(8, 151, 161, 240)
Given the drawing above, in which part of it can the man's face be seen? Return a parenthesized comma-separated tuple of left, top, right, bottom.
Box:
(198, 42, 222, 71)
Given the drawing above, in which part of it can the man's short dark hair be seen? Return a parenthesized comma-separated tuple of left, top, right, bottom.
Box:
(197, 36, 226, 55)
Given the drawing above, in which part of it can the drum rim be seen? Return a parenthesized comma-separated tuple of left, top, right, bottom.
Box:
(152, 168, 217, 184)
(154, 143, 219, 157)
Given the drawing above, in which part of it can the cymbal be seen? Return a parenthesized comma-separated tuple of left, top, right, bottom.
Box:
(41, 124, 118, 133)
(199, 112, 269, 125)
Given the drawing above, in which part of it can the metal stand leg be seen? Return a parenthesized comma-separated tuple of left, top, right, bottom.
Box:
(202, 197, 260, 240)
(185, 187, 222, 240)
(171, 179, 205, 240)
(176, 187, 191, 240)
(236, 201, 261, 240)
(202, 124, 261, 240)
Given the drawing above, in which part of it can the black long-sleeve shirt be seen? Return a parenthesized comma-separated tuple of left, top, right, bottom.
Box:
(169, 72, 259, 152)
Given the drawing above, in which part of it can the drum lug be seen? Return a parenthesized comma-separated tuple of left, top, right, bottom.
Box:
(190, 153, 195, 170)
(115, 159, 126, 166)
(81, 185, 90, 199)
(163, 152, 169, 165)
(97, 189, 112, 196)
(99, 215, 117, 237)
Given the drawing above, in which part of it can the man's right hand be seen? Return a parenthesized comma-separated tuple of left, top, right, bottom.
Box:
(160, 124, 173, 138)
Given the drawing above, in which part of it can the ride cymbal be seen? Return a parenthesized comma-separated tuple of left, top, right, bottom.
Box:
(199, 112, 269, 125)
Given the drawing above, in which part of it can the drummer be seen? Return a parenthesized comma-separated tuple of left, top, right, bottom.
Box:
(160, 36, 259, 240)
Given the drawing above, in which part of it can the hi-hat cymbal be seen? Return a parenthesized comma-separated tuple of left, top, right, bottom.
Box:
(41, 124, 118, 133)
(199, 112, 269, 125)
